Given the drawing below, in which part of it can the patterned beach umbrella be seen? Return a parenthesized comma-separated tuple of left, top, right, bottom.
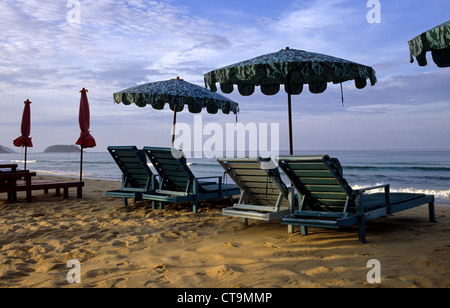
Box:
(75, 88, 96, 181)
(409, 20, 450, 67)
(204, 47, 377, 154)
(13, 99, 33, 170)
(114, 77, 239, 145)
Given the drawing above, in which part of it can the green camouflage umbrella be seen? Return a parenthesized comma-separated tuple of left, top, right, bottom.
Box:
(114, 77, 239, 145)
(204, 47, 377, 154)
(409, 20, 450, 67)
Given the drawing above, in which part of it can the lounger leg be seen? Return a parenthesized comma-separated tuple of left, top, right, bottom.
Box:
(152, 201, 156, 209)
(122, 197, 128, 207)
(242, 218, 248, 225)
(159, 202, 164, 210)
(301, 226, 308, 236)
(288, 225, 295, 234)
(429, 200, 436, 222)
(193, 200, 198, 214)
(25, 176, 32, 203)
(358, 220, 367, 243)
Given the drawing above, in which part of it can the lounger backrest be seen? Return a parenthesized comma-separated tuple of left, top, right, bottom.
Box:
(108, 146, 152, 189)
(218, 158, 289, 207)
(277, 155, 354, 211)
(144, 147, 197, 193)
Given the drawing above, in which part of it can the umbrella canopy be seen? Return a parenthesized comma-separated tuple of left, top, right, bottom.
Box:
(114, 77, 239, 115)
(409, 20, 450, 67)
(75, 88, 97, 149)
(114, 77, 239, 145)
(13, 99, 33, 170)
(75, 88, 96, 182)
(13, 99, 33, 148)
(204, 47, 377, 154)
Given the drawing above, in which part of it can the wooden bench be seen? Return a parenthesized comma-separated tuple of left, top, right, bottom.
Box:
(15, 180, 84, 201)
(1, 164, 84, 202)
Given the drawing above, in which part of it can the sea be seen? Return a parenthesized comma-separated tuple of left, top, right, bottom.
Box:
(1, 149, 449, 204)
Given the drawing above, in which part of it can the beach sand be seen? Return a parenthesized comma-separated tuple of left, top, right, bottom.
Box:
(0, 175, 449, 288)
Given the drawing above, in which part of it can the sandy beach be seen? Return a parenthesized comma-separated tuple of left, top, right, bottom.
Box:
(0, 175, 449, 288)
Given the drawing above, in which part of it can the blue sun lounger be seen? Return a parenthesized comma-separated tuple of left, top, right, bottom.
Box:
(278, 155, 436, 243)
(106, 146, 157, 206)
(142, 147, 240, 213)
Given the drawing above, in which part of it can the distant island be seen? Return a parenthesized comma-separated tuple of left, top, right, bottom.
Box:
(0, 145, 16, 153)
(44, 145, 81, 153)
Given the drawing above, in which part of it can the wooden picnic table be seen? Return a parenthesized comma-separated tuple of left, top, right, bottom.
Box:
(0, 164, 18, 172)
(0, 168, 36, 202)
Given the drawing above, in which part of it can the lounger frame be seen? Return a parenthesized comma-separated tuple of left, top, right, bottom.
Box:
(278, 155, 436, 243)
(217, 157, 292, 223)
(142, 147, 240, 213)
(106, 146, 156, 206)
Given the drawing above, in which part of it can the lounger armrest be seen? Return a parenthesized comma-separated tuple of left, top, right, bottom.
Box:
(355, 184, 391, 214)
(354, 184, 390, 194)
(194, 177, 223, 194)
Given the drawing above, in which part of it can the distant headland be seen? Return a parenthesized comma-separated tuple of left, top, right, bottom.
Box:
(44, 145, 81, 153)
(0, 145, 16, 153)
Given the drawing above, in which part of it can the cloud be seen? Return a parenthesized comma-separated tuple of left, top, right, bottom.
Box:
(1, 0, 449, 151)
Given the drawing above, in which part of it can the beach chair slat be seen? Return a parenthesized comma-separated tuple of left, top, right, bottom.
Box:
(300, 178, 340, 185)
(226, 163, 263, 170)
(234, 169, 269, 176)
(292, 170, 334, 177)
(283, 162, 330, 170)
(305, 185, 347, 193)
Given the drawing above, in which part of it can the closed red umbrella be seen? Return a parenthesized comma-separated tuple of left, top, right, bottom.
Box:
(13, 99, 33, 170)
(75, 88, 96, 181)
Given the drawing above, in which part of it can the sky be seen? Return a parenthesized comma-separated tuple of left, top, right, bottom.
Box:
(0, 0, 449, 153)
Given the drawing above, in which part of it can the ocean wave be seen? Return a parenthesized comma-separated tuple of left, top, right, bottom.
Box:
(352, 184, 450, 201)
(10, 160, 38, 163)
(34, 170, 80, 177)
(345, 165, 450, 172)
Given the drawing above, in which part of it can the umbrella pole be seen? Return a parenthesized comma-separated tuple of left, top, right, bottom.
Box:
(24, 146, 27, 170)
(286, 76, 294, 155)
(172, 109, 177, 147)
(287, 93, 294, 155)
(80, 147, 83, 182)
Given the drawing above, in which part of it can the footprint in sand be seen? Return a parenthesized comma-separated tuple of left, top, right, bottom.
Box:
(223, 241, 239, 248)
(206, 264, 243, 278)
